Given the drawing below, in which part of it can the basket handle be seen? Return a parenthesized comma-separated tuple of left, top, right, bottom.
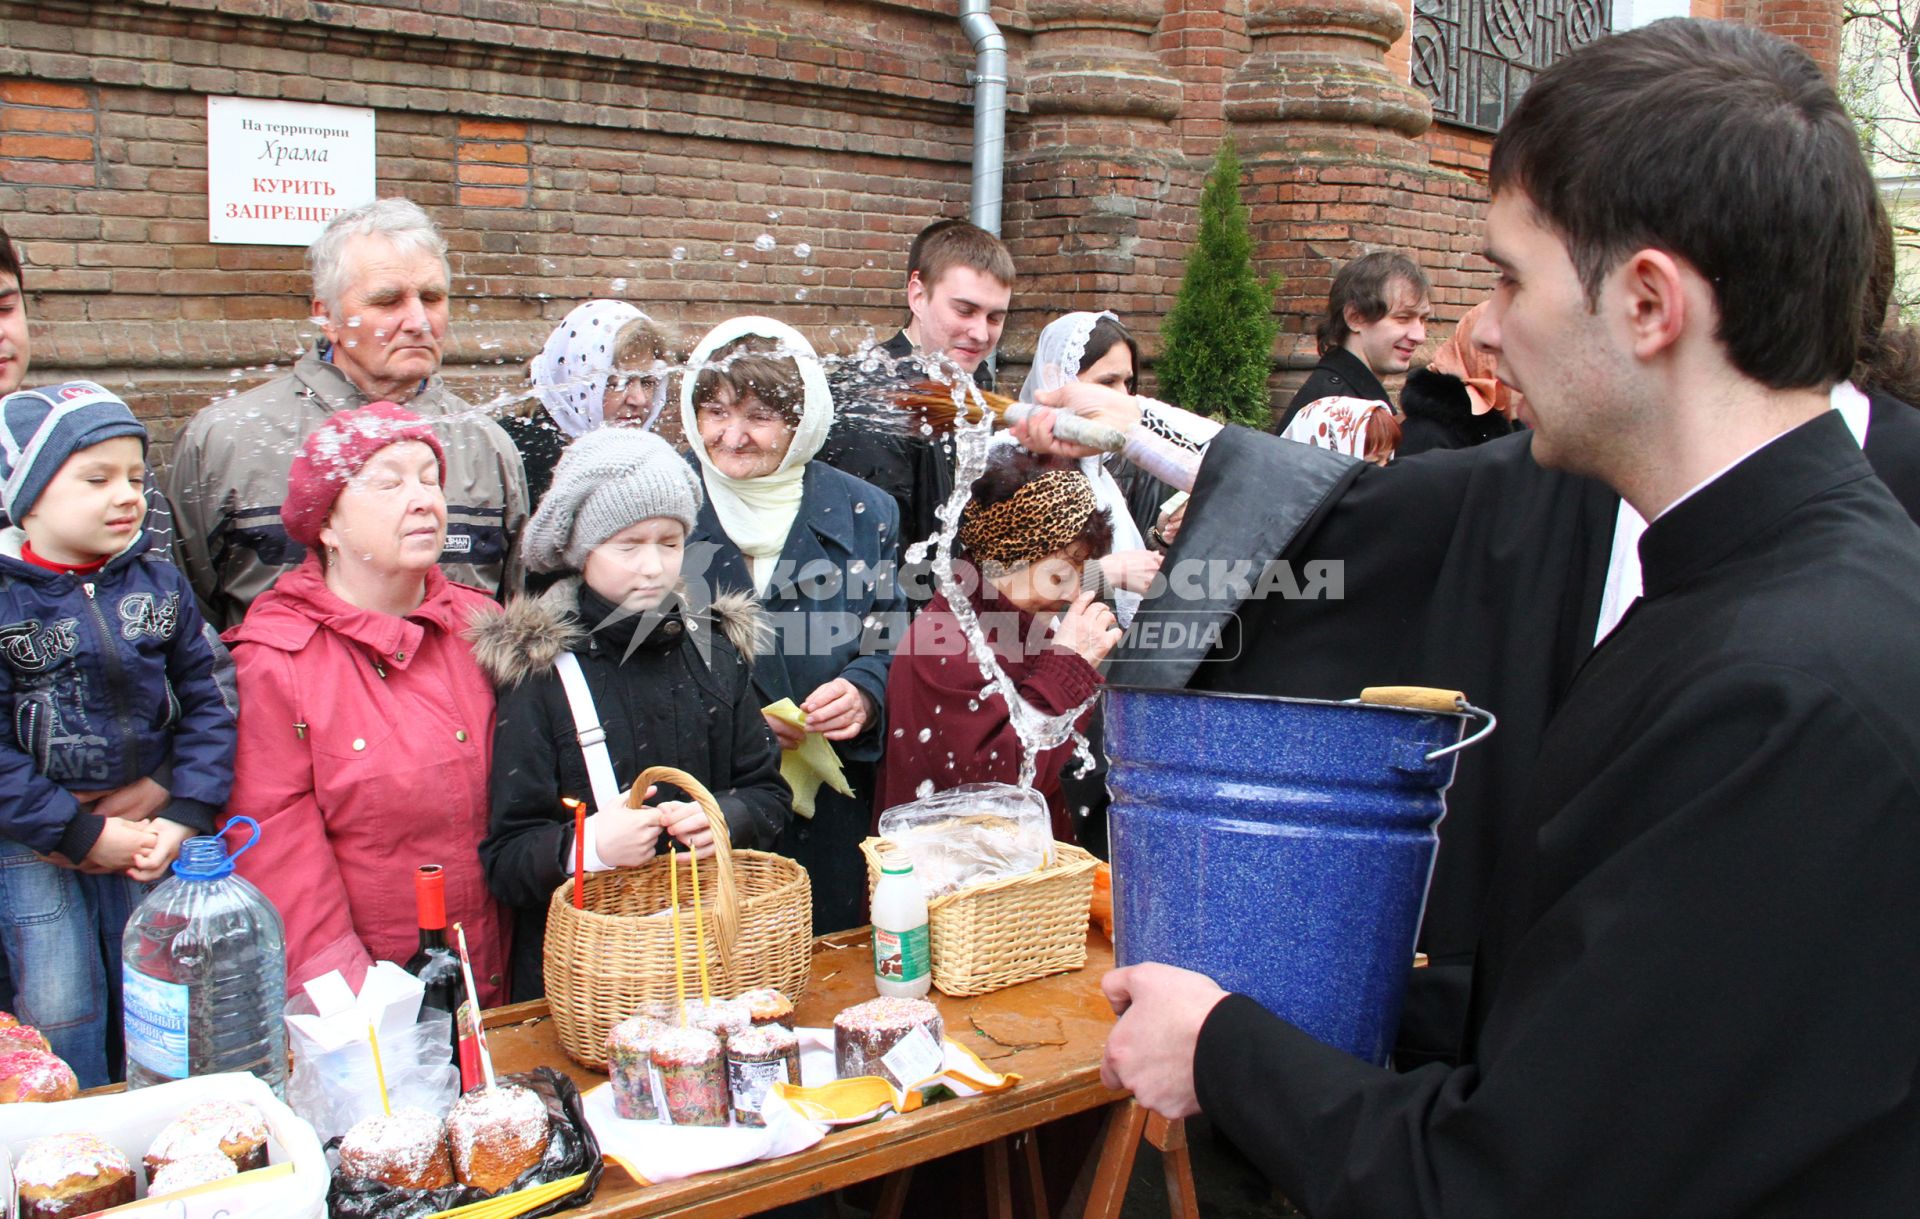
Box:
(628, 765, 741, 974)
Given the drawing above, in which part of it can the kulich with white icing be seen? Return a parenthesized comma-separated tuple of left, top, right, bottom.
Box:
(446, 1083, 551, 1194)
(834, 996, 944, 1088)
(15, 1132, 136, 1219)
(147, 1150, 240, 1197)
(338, 1107, 453, 1191)
(145, 1098, 269, 1178)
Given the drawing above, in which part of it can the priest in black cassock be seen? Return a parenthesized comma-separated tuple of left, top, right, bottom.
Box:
(1034, 19, 1920, 1216)
(1029, 86, 1920, 1085)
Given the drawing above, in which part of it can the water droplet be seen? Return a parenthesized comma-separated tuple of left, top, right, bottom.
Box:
(738, 260, 749, 269)
(801, 266, 816, 278)
(610, 278, 628, 292)
(794, 243, 812, 259)
(346, 316, 362, 328)
(916, 727, 932, 743)
(753, 233, 777, 253)
(892, 728, 904, 739)
(915, 780, 935, 799)
(467, 303, 481, 314)
(723, 247, 736, 258)
(344, 340, 359, 348)
(767, 210, 782, 221)
(794, 288, 808, 301)
(852, 501, 866, 514)
(865, 259, 875, 267)
(671, 246, 687, 261)
(968, 700, 980, 711)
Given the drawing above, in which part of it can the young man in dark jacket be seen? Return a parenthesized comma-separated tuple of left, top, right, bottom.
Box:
(472, 426, 791, 1002)
(1276, 251, 1432, 433)
(0, 382, 235, 1086)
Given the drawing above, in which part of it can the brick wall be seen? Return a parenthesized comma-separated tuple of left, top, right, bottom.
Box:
(0, 0, 995, 457)
(0, 0, 1850, 449)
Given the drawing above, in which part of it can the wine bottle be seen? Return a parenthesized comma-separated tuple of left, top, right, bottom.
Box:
(401, 864, 467, 1077)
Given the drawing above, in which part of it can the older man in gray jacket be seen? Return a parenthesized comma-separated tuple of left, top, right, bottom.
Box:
(166, 198, 527, 629)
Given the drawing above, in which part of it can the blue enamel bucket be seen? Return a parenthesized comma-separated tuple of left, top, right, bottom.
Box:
(1103, 685, 1495, 1065)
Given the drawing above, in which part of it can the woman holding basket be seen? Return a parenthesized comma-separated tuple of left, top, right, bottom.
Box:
(472, 427, 792, 1002)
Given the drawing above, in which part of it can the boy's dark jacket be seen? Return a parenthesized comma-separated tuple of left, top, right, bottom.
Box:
(470, 578, 792, 1001)
(0, 527, 235, 862)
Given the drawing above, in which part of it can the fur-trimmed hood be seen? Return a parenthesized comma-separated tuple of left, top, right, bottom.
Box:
(466, 577, 769, 687)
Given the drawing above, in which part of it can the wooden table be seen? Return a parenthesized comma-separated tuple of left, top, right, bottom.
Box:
(485, 929, 1132, 1218)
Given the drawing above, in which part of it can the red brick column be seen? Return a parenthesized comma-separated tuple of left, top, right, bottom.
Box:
(1224, 0, 1485, 401)
(1002, 0, 1186, 358)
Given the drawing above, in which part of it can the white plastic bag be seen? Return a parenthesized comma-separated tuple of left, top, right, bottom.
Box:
(283, 993, 459, 1145)
(0, 1071, 327, 1219)
(877, 783, 1053, 898)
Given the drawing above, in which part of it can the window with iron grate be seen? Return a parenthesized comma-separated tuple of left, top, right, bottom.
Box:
(1412, 0, 1613, 134)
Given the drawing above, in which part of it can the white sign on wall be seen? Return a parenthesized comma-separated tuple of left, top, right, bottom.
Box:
(206, 96, 376, 245)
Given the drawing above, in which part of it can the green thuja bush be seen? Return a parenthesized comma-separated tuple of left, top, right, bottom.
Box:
(1156, 139, 1283, 428)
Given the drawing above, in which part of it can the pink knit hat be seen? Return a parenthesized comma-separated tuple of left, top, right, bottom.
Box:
(281, 402, 446, 548)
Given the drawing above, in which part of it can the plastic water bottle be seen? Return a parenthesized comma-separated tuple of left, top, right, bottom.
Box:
(122, 817, 289, 1093)
(871, 852, 931, 999)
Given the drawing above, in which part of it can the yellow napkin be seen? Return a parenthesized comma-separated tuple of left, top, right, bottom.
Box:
(763, 698, 852, 819)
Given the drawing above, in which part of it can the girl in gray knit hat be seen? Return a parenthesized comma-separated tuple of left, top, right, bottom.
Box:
(468, 426, 793, 1001)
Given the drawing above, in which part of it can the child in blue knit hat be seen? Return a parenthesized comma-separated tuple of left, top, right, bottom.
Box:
(0, 380, 235, 1086)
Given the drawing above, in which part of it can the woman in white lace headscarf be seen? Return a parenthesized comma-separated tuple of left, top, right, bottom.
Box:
(1018, 311, 1165, 627)
(508, 300, 671, 511)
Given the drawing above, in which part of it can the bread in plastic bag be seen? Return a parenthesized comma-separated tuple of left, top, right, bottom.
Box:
(284, 992, 460, 1146)
(876, 783, 1053, 898)
(326, 1067, 602, 1218)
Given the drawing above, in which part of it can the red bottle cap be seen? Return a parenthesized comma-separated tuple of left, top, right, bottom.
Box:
(415, 864, 447, 930)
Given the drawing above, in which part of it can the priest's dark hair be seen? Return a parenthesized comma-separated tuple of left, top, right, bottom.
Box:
(0, 224, 20, 290)
(1315, 252, 1430, 357)
(1488, 19, 1875, 390)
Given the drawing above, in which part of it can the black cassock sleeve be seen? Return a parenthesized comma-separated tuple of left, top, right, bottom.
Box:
(1193, 661, 1920, 1218)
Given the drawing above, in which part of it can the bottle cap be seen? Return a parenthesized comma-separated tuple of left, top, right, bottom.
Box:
(172, 816, 261, 880)
(415, 864, 447, 929)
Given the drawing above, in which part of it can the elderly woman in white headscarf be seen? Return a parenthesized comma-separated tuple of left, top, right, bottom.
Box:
(505, 299, 671, 509)
(682, 316, 909, 933)
(1018, 311, 1167, 627)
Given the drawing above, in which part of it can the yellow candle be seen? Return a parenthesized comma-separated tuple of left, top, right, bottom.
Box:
(668, 846, 687, 1026)
(688, 840, 712, 1007)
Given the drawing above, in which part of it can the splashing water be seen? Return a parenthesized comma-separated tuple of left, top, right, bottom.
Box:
(902, 370, 1099, 786)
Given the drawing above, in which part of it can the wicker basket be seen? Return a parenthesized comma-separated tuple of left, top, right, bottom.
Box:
(544, 766, 812, 1070)
(860, 836, 1098, 998)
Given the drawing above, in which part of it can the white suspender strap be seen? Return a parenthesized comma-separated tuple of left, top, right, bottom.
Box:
(553, 651, 625, 815)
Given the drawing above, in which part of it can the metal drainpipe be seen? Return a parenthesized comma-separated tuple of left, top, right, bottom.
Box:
(959, 1, 1007, 238)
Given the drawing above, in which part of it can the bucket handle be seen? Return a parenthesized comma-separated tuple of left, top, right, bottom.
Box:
(1353, 687, 1499, 762)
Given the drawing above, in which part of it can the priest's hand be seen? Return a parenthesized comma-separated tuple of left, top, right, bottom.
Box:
(1099, 549, 1164, 594)
(1016, 382, 1145, 458)
(1100, 962, 1230, 1119)
(801, 677, 872, 741)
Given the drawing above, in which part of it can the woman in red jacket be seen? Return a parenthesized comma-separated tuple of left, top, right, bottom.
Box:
(220, 403, 507, 1006)
(877, 447, 1121, 842)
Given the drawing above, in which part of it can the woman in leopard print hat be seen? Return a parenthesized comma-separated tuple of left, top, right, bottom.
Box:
(876, 446, 1118, 840)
